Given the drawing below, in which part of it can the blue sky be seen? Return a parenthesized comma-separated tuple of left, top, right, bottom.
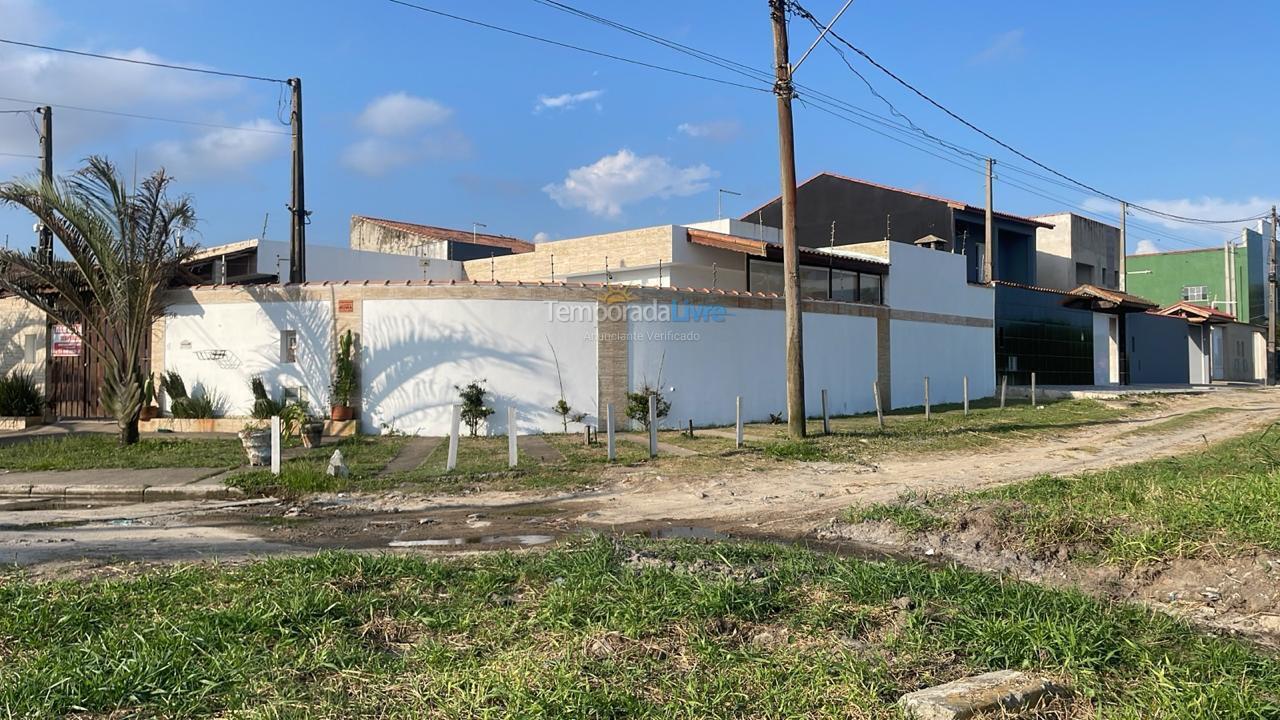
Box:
(1, 0, 1276, 256)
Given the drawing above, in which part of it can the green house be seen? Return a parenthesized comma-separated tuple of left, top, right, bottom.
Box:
(1125, 224, 1271, 327)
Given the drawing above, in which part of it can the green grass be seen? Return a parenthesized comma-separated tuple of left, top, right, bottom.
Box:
(1118, 406, 1233, 438)
(0, 435, 245, 471)
(853, 427, 1280, 565)
(227, 436, 406, 496)
(0, 538, 1276, 718)
(742, 398, 1134, 463)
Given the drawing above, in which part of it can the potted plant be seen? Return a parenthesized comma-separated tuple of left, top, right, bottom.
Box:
(238, 421, 272, 466)
(330, 330, 356, 421)
(139, 374, 159, 421)
(301, 417, 324, 448)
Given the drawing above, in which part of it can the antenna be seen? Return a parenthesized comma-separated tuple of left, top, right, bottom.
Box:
(472, 221, 487, 245)
(717, 188, 742, 219)
(260, 212, 269, 242)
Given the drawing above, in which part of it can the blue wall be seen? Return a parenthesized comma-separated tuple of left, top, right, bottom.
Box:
(1126, 313, 1190, 384)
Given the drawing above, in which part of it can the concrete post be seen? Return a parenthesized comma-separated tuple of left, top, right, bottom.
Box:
(270, 415, 281, 476)
(821, 388, 830, 435)
(873, 382, 885, 430)
(924, 376, 931, 420)
(735, 395, 744, 448)
(606, 403, 616, 461)
(1030, 372, 1037, 407)
(963, 375, 969, 416)
(447, 404, 460, 471)
(647, 394, 657, 458)
(1000, 375, 1007, 410)
(507, 406, 517, 468)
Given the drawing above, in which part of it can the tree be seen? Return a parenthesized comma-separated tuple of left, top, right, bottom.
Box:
(0, 157, 197, 445)
(626, 384, 670, 431)
(455, 379, 494, 437)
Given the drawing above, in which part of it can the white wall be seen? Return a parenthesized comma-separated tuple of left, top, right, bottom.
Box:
(886, 242, 992, 318)
(890, 320, 995, 408)
(256, 239, 464, 282)
(628, 306, 878, 426)
(164, 300, 333, 415)
(1092, 313, 1112, 385)
(683, 219, 781, 243)
(362, 298, 598, 435)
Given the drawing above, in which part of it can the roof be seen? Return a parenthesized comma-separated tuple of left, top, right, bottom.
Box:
(685, 228, 889, 272)
(1155, 301, 1236, 324)
(1063, 283, 1159, 312)
(186, 238, 259, 262)
(353, 215, 534, 253)
(742, 172, 1054, 229)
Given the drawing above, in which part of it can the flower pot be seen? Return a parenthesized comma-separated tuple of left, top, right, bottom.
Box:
(139, 405, 160, 422)
(301, 422, 323, 448)
(330, 405, 353, 422)
(238, 428, 272, 466)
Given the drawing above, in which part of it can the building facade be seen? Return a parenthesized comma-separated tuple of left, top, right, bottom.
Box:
(1033, 212, 1122, 291)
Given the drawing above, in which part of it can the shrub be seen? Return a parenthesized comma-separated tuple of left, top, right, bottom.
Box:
(455, 379, 494, 437)
(173, 388, 223, 419)
(626, 385, 670, 431)
(160, 371, 188, 401)
(142, 375, 156, 407)
(0, 372, 42, 416)
(331, 330, 356, 409)
(249, 377, 284, 419)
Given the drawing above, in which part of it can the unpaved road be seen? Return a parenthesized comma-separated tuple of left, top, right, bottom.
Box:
(5, 388, 1280, 576)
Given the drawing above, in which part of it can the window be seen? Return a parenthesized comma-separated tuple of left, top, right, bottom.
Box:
(1181, 285, 1208, 301)
(1075, 262, 1094, 285)
(800, 266, 829, 300)
(746, 259, 784, 296)
(22, 333, 37, 364)
(831, 269, 858, 302)
(859, 273, 882, 304)
(280, 330, 298, 363)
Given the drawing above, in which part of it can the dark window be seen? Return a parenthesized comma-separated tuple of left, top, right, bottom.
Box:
(281, 330, 298, 364)
(832, 269, 858, 302)
(859, 273, 882, 304)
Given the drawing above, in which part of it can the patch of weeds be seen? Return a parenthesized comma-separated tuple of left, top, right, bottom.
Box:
(762, 439, 825, 461)
(227, 436, 405, 497)
(0, 435, 244, 471)
(849, 502, 944, 533)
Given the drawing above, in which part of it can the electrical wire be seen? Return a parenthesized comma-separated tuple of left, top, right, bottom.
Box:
(0, 38, 287, 84)
(787, 1, 1269, 226)
(383, 0, 772, 93)
(0, 151, 40, 159)
(0, 96, 291, 135)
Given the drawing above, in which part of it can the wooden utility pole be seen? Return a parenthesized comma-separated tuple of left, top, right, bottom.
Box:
(287, 77, 307, 284)
(1118, 201, 1127, 291)
(36, 105, 53, 264)
(1270, 205, 1278, 385)
(769, 0, 806, 438)
(983, 158, 995, 283)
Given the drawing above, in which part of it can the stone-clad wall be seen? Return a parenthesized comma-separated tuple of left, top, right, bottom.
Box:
(463, 226, 677, 283)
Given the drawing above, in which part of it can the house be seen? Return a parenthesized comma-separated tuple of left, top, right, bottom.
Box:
(186, 237, 464, 285)
(742, 172, 1051, 285)
(1033, 212, 1122, 291)
(349, 215, 533, 261)
(1125, 219, 1275, 327)
(1156, 302, 1262, 383)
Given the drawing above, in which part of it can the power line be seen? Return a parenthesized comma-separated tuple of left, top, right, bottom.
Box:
(0, 151, 40, 159)
(384, 0, 772, 93)
(0, 38, 287, 84)
(787, 1, 1269, 227)
(0, 96, 291, 135)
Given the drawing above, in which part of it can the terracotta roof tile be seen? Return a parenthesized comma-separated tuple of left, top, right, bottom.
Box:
(354, 215, 534, 253)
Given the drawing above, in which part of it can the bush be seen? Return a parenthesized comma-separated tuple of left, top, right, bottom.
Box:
(160, 371, 188, 401)
(0, 372, 42, 416)
(249, 377, 284, 419)
(173, 389, 223, 419)
(455, 379, 494, 437)
(626, 385, 670, 431)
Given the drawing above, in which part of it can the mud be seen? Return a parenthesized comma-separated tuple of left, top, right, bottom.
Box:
(818, 506, 1280, 647)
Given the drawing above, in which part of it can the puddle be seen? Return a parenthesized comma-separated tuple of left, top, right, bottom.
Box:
(0, 498, 127, 512)
(646, 526, 729, 540)
(389, 534, 555, 548)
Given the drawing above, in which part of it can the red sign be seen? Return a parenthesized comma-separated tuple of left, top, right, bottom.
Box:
(338, 299, 354, 313)
(51, 324, 83, 357)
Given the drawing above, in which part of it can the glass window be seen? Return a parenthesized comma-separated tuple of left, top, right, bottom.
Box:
(747, 259, 784, 296)
(800, 266, 830, 300)
(1181, 285, 1208, 301)
(280, 330, 298, 364)
(859, 273, 882, 304)
(831, 269, 858, 302)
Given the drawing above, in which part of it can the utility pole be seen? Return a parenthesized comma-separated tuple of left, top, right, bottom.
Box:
(1118, 201, 1127, 291)
(287, 78, 307, 284)
(983, 158, 995, 284)
(1271, 205, 1278, 385)
(769, 0, 805, 438)
(36, 105, 52, 264)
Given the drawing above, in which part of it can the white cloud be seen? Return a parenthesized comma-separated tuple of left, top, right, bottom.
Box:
(535, 89, 603, 113)
(146, 118, 286, 178)
(676, 120, 741, 142)
(342, 94, 466, 177)
(356, 92, 452, 136)
(970, 29, 1025, 65)
(1134, 239, 1160, 255)
(533, 231, 551, 242)
(543, 149, 715, 217)
(1082, 196, 1277, 249)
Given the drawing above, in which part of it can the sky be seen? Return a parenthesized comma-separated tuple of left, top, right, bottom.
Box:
(0, 0, 1277, 258)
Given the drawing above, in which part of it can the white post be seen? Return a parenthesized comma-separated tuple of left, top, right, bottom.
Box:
(447, 403, 460, 471)
(1000, 375, 1007, 410)
(270, 415, 281, 476)
(647, 394, 658, 458)
(821, 388, 830, 435)
(606, 403, 616, 461)
(924, 376, 931, 420)
(735, 395, 744, 449)
(1030, 372, 1037, 407)
(873, 382, 885, 430)
(507, 406, 517, 468)
(963, 375, 969, 416)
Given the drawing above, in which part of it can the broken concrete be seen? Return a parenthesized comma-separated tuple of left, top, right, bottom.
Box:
(898, 670, 1067, 720)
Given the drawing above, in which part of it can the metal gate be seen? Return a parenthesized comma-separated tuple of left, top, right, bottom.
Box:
(47, 322, 150, 420)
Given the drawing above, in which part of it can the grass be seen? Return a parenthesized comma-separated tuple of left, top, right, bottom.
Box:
(851, 427, 1280, 564)
(1118, 406, 1233, 438)
(0, 538, 1276, 718)
(742, 397, 1135, 463)
(0, 435, 245, 471)
(227, 436, 406, 496)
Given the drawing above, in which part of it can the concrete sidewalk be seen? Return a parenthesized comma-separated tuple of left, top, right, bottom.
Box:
(0, 467, 241, 500)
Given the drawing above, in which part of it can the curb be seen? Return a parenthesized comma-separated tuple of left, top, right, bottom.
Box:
(0, 483, 243, 500)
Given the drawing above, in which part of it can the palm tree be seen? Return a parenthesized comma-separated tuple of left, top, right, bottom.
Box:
(0, 156, 197, 445)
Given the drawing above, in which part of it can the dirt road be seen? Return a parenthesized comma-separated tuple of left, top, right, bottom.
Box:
(6, 388, 1280, 574)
